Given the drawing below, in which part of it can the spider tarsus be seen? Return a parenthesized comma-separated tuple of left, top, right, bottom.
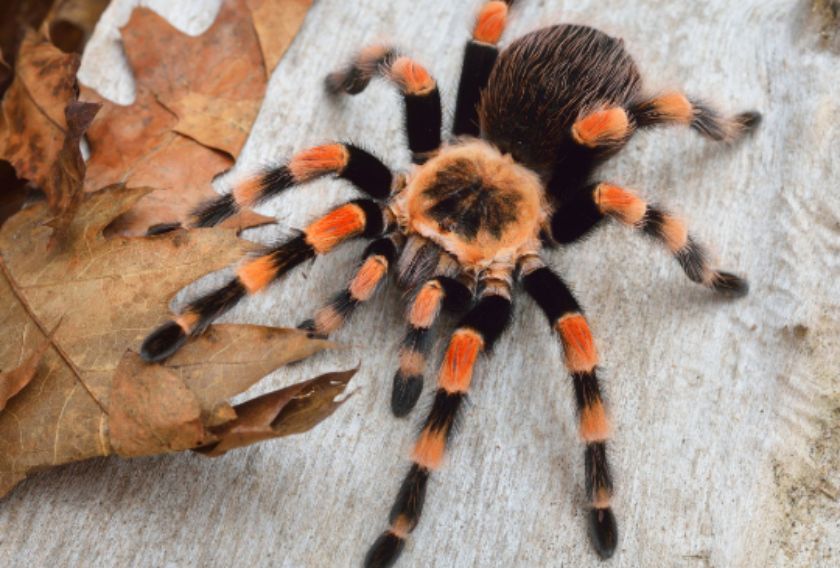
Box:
(712, 271, 749, 298)
(146, 222, 182, 236)
(736, 110, 762, 133)
(391, 373, 423, 417)
(140, 321, 187, 363)
(364, 531, 404, 568)
(589, 507, 618, 560)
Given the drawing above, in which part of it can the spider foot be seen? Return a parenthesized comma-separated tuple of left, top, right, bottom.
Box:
(391, 372, 423, 417)
(712, 271, 749, 298)
(364, 531, 405, 568)
(140, 320, 187, 363)
(589, 507, 618, 560)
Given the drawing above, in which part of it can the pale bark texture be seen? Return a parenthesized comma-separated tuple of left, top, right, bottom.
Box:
(0, 0, 838, 566)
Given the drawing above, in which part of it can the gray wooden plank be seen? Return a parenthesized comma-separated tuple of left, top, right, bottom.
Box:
(0, 1, 837, 566)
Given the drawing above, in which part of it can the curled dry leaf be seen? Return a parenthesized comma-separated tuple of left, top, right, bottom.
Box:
(44, 0, 111, 54)
(0, 29, 98, 237)
(0, 184, 343, 496)
(197, 368, 356, 457)
(0, 334, 51, 413)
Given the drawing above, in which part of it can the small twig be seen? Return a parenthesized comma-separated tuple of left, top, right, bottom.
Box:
(0, 254, 108, 415)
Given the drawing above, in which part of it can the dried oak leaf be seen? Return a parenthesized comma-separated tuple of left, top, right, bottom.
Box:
(197, 368, 356, 457)
(121, 0, 269, 158)
(0, 185, 339, 495)
(247, 0, 312, 74)
(0, 29, 98, 236)
(43, 0, 111, 54)
(0, 333, 51, 412)
(81, 85, 271, 236)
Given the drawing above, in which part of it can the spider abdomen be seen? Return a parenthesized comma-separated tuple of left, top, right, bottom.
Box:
(480, 24, 642, 175)
(396, 141, 545, 269)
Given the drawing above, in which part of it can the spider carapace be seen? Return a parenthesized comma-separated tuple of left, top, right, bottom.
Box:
(140, 1, 760, 565)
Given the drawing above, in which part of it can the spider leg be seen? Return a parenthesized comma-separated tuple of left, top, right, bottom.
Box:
(392, 261, 474, 417)
(365, 269, 513, 568)
(140, 199, 387, 363)
(452, 1, 513, 137)
(326, 47, 442, 164)
(298, 233, 403, 336)
(629, 91, 761, 143)
(180, 143, 393, 230)
(550, 182, 749, 296)
(519, 256, 617, 559)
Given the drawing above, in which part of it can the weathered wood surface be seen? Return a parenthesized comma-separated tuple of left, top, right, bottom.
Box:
(1, 1, 838, 566)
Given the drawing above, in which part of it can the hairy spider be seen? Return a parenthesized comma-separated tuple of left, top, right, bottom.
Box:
(140, 1, 760, 565)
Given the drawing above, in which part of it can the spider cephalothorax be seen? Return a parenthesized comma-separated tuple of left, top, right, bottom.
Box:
(395, 140, 545, 268)
(140, 1, 760, 566)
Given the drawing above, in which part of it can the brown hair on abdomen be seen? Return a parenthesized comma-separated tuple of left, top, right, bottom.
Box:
(479, 25, 642, 172)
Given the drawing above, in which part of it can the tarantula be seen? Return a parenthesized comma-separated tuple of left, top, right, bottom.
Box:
(140, 1, 760, 565)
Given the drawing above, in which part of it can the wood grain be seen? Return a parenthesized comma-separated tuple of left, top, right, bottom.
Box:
(0, 0, 837, 566)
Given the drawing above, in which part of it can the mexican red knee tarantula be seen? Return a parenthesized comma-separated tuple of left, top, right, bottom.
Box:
(141, 1, 760, 565)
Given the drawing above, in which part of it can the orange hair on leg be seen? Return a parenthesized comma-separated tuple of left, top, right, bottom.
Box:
(572, 107, 631, 148)
(409, 281, 444, 329)
(438, 329, 484, 393)
(473, 1, 508, 44)
(349, 256, 387, 301)
(556, 313, 599, 373)
(304, 203, 367, 253)
(412, 427, 447, 470)
(289, 143, 349, 182)
(595, 183, 647, 225)
(580, 398, 612, 442)
(236, 254, 278, 294)
(389, 57, 436, 95)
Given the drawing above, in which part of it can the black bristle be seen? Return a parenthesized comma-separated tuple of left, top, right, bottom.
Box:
(186, 278, 247, 334)
(343, 146, 393, 199)
(388, 464, 429, 529)
(405, 89, 442, 163)
(712, 271, 749, 297)
(550, 185, 605, 244)
(192, 193, 238, 228)
(140, 321, 187, 363)
(423, 389, 464, 435)
(584, 442, 613, 502)
(459, 294, 512, 348)
(266, 235, 316, 275)
(146, 222, 182, 236)
(522, 267, 581, 323)
(674, 237, 708, 284)
(364, 531, 405, 568)
(352, 199, 385, 237)
(571, 371, 602, 412)
(640, 206, 666, 239)
(437, 276, 472, 312)
(401, 327, 430, 353)
(391, 373, 424, 417)
(258, 166, 295, 201)
(736, 111, 762, 132)
(452, 41, 499, 137)
(589, 507, 618, 559)
(364, 237, 398, 263)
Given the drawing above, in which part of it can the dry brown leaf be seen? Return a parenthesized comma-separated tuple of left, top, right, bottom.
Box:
(247, 0, 312, 74)
(168, 92, 261, 159)
(44, 0, 111, 54)
(0, 184, 337, 495)
(0, 29, 97, 233)
(197, 368, 356, 457)
(0, 333, 51, 412)
(81, 86, 272, 236)
(120, 0, 266, 158)
(0, 0, 56, 96)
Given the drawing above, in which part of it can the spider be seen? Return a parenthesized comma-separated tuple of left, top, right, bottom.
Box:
(140, 1, 761, 565)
